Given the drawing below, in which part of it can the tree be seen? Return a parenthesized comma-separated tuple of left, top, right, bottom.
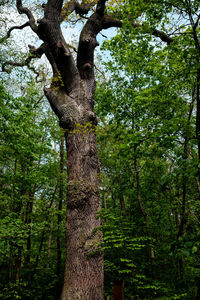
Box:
(1, 1, 122, 299)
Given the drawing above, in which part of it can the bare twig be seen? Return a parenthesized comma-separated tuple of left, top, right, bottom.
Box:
(0, 21, 30, 43)
(1, 43, 46, 77)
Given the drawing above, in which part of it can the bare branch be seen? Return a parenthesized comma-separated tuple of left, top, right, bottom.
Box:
(152, 28, 174, 44)
(131, 22, 174, 44)
(28, 43, 47, 58)
(16, 0, 38, 32)
(194, 14, 200, 30)
(94, 63, 106, 82)
(102, 15, 122, 29)
(96, 0, 106, 16)
(1, 43, 45, 77)
(2, 56, 38, 77)
(0, 21, 30, 43)
(2, 57, 32, 73)
(60, 0, 96, 22)
(34, 94, 45, 107)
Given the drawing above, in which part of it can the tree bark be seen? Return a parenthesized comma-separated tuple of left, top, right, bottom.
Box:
(60, 101, 103, 299)
(56, 135, 64, 300)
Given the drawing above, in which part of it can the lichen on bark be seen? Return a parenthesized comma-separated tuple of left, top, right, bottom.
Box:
(67, 179, 97, 209)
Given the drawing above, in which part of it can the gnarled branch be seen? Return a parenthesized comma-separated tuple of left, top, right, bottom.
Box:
(96, 0, 107, 16)
(77, 2, 121, 79)
(16, 0, 38, 32)
(60, 0, 97, 22)
(102, 15, 122, 29)
(39, 0, 80, 98)
(131, 21, 174, 45)
(152, 28, 174, 45)
(0, 21, 30, 43)
(1, 43, 45, 78)
(1, 57, 40, 81)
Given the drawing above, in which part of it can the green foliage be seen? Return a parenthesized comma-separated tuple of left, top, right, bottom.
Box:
(98, 208, 152, 297)
(94, 1, 200, 298)
(0, 83, 66, 300)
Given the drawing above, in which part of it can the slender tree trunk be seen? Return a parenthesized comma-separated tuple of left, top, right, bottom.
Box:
(47, 221, 53, 260)
(34, 186, 57, 271)
(25, 191, 34, 267)
(111, 173, 126, 300)
(112, 280, 124, 300)
(196, 68, 200, 181)
(134, 158, 155, 277)
(176, 95, 194, 280)
(189, 9, 200, 179)
(131, 111, 155, 276)
(196, 282, 200, 300)
(117, 173, 126, 218)
(15, 246, 22, 282)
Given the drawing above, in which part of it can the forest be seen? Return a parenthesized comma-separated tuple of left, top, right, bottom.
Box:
(0, 0, 200, 299)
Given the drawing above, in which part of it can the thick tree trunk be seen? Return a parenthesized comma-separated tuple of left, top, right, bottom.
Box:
(61, 111, 103, 299)
(44, 82, 104, 299)
(44, 61, 104, 300)
(56, 135, 64, 300)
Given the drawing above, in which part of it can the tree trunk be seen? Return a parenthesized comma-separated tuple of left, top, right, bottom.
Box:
(134, 158, 155, 277)
(44, 82, 104, 300)
(56, 135, 64, 300)
(44, 69, 104, 300)
(196, 282, 200, 300)
(112, 280, 124, 300)
(116, 173, 126, 218)
(60, 105, 103, 299)
(132, 110, 155, 277)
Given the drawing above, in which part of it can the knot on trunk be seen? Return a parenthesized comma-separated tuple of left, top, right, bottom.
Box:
(84, 230, 103, 257)
(44, 87, 80, 129)
(58, 103, 79, 129)
(67, 179, 97, 209)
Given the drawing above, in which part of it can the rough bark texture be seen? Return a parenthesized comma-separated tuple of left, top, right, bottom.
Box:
(54, 83, 104, 299)
(56, 136, 64, 300)
(62, 122, 104, 299)
(45, 75, 104, 300)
